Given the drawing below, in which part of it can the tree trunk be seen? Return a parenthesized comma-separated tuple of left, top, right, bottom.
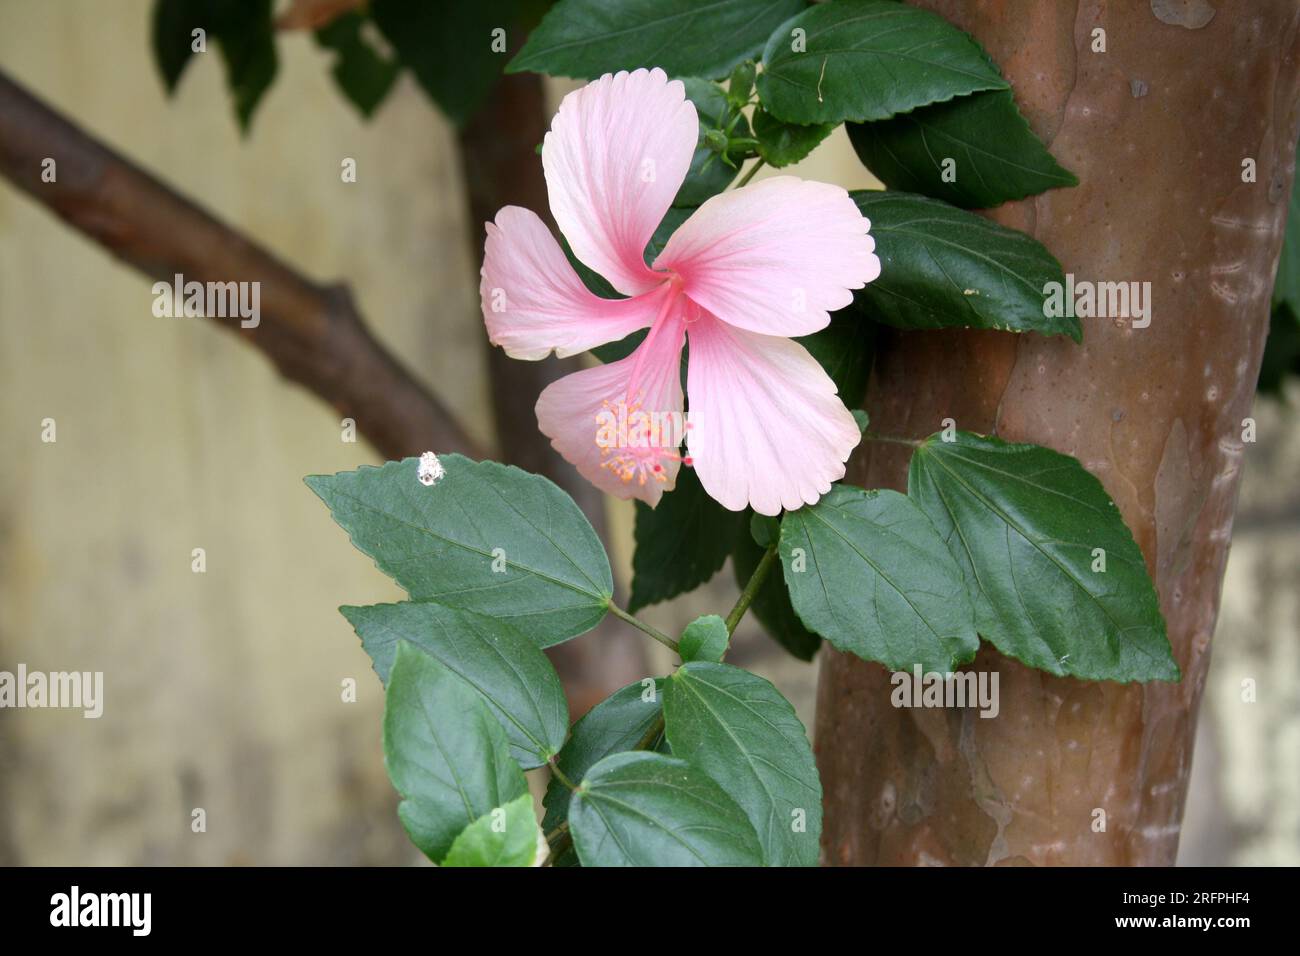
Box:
(816, 0, 1300, 866)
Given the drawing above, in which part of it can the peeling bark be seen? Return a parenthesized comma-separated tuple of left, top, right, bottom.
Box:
(817, 0, 1300, 866)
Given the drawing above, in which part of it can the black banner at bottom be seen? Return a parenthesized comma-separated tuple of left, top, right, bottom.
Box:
(0, 865, 1277, 940)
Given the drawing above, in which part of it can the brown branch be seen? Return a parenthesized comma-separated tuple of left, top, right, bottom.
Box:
(0, 68, 480, 462)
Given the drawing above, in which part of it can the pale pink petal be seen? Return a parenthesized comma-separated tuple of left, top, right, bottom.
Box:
(684, 314, 861, 516)
(481, 206, 667, 360)
(544, 68, 698, 298)
(656, 176, 881, 337)
(536, 314, 687, 507)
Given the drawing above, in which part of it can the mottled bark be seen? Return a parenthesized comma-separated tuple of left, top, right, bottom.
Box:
(457, 71, 648, 716)
(817, 0, 1300, 865)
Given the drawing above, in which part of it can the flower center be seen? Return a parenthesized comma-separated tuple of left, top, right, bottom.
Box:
(594, 394, 690, 486)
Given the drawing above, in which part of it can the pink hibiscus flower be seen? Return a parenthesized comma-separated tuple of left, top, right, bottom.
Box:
(480, 68, 880, 516)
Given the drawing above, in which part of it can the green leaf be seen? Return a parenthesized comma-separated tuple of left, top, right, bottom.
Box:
(794, 307, 876, 408)
(315, 11, 401, 118)
(749, 513, 780, 549)
(675, 79, 749, 206)
(850, 190, 1079, 340)
(757, 0, 1006, 124)
(341, 602, 568, 769)
(216, 0, 277, 132)
(509, 0, 806, 81)
(847, 90, 1078, 209)
(306, 456, 613, 647)
(383, 642, 528, 862)
(780, 484, 979, 672)
(732, 526, 821, 661)
(151, 0, 278, 131)
(442, 792, 542, 867)
(569, 751, 763, 866)
(908, 432, 1179, 682)
(678, 615, 730, 663)
(152, 0, 203, 92)
(752, 107, 833, 167)
(541, 678, 666, 833)
(370, 0, 520, 125)
(628, 467, 747, 612)
(663, 662, 821, 866)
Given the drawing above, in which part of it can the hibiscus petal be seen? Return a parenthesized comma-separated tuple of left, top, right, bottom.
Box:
(481, 206, 665, 360)
(544, 68, 698, 297)
(685, 315, 861, 516)
(656, 176, 881, 337)
(536, 314, 687, 507)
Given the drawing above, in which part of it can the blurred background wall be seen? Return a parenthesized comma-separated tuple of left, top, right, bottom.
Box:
(0, 0, 1294, 865)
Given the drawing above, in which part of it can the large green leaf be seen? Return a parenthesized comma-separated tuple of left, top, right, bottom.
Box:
(847, 90, 1078, 209)
(780, 484, 979, 672)
(569, 751, 763, 866)
(541, 678, 666, 833)
(663, 662, 821, 866)
(442, 792, 542, 867)
(908, 432, 1179, 682)
(314, 11, 401, 118)
(752, 107, 833, 168)
(370, 0, 524, 125)
(383, 642, 528, 863)
(757, 0, 1006, 124)
(342, 602, 568, 769)
(731, 527, 821, 661)
(509, 0, 806, 81)
(306, 456, 612, 647)
(628, 467, 747, 611)
(851, 190, 1078, 340)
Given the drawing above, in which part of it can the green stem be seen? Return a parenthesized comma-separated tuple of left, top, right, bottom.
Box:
(544, 821, 572, 865)
(725, 543, 779, 635)
(734, 157, 766, 188)
(608, 601, 679, 653)
(548, 756, 577, 792)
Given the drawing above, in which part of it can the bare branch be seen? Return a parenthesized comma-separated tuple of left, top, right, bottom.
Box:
(0, 68, 481, 462)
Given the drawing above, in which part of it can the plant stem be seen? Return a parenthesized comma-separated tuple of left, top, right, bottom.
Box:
(544, 821, 572, 865)
(725, 543, 779, 634)
(862, 431, 922, 449)
(734, 157, 766, 188)
(548, 756, 577, 792)
(607, 601, 679, 653)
